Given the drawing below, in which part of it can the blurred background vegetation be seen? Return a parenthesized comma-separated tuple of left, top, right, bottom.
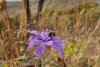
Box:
(0, 0, 100, 67)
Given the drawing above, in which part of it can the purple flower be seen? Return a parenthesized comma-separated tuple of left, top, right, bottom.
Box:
(27, 29, 66, 58)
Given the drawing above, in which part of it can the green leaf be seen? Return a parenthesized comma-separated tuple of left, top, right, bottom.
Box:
(64, 42, 74, 58)
(1, 63, 8, 67)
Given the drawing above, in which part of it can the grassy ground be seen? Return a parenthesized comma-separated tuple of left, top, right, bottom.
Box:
(0, 1, 100, 67)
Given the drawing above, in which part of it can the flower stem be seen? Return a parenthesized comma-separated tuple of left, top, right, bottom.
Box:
(63, 58, 66, 67)
(39, 58, 43, 67)
(41, 58, 44, 67)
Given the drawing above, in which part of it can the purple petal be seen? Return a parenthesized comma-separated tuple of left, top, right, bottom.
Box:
(28, 30, 39, 35)
(53, 37, 66, 46)
(40, 30, 50, 40)
(51, 37, 66, 57)
(27, 29, 31, 33)
(29, 38, 41, 45)
(34, 45, 45, 57)
(27, 37, 42, 51)
(60, 40, 66, 46)
(40, 31, 47, 40)
(31, 30, 39, 35)
(28, 36, 34, 41)
(52, 43, 64, 58)
(45, 40, 54, 46)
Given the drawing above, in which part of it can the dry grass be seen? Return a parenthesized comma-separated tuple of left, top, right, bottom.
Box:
(0, 1, 100, 67)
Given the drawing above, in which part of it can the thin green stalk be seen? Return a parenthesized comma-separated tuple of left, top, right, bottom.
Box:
(38, 57, 44, 67)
